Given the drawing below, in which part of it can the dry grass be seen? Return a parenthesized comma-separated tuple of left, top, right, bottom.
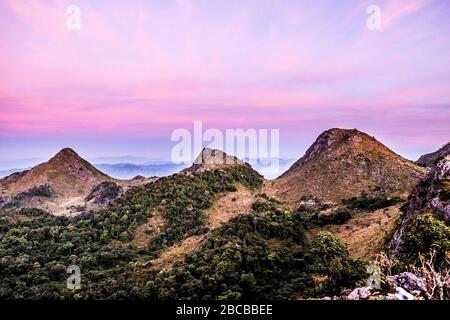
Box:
(308, 204, 402, 260)
(150, 234, 207, 271)
(203, 185, 256, 229)
(133, 213, 164, 249)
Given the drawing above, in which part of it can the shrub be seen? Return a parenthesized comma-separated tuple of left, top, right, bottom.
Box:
(343, 196, 402, 211)
(437, 180, 450, 202)
(433, 156, 446, 166)
(312, 232, 349, 260)
(317, 208, 352, 226)
(28, 184, 53, 197)
(401, 214, 450, 266)
(251, 201, 271, 213)
(6, 185, 53, 208)
(311, 232, 366, 295)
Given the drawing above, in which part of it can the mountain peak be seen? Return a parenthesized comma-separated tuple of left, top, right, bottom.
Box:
(322, 128, 374, 142)
(275, 128, 426, 202)
(44, 148, 107, 180)
(49, 148, 82, 163)
(183, 148, 249, 174)
(298, 128, 378, 164)
(193, 148, 245, 166)
(0, 147, 112, 216)
(416, 142, 450, 168)
(324, 127, 363, 135)
(57, 147, 78, 155)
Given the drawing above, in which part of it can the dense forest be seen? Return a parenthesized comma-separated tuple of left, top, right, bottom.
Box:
(0, 165, 448, 299)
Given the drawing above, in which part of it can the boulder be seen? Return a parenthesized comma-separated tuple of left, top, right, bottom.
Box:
(347, 287, 373, 300)
(387, 272, 427, 294)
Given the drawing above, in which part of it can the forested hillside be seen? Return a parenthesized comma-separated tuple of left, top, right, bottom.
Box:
(0, 165, 367, 299)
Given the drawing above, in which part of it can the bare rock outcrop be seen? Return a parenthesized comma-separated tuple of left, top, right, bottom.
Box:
(390, 156, 450, 251)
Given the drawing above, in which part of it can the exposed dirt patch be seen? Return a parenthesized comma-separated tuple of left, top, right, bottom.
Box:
(133, 213, 164, 249)
(203, 185, 257, 229)
(308, 204, 402, 260)
(150, 234, 207, 271)
(261, 180, 299, 210)
(111, 209, 165, 249)
(148, 185, 258, 271)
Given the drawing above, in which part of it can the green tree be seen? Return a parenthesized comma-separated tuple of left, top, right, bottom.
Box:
(401, 213, 450, 265)
(312, 232, 365, 295)
(312, 232, 348, 260)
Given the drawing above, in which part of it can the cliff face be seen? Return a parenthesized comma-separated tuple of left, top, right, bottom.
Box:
(416, 143, 450, 168)
(390, 155, 450, 251)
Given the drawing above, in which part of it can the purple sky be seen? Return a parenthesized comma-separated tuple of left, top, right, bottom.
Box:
(0, 0, 449, 164)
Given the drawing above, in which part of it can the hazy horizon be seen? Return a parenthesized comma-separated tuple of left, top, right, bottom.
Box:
(0, 128, 448, 171)
(0, 147, 297, 179)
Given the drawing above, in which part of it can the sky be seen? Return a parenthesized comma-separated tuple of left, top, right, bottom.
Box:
(0, 0, 449, 166)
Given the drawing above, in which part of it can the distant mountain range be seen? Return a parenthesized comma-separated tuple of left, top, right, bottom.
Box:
(94, 162, 189, 180)
(0, 158, 295, 180)
(0, 168, 27, 179)
(0, 161, 188, 180)
(0, 128, 436, 216)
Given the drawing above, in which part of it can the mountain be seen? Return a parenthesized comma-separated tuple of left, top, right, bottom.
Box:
(0, 134, 448, 300)
(0, 157, 44, 171)
(416, 142, 450, 168)
(182, 148, 250, 174)
(94, 162, 188, 179)
(88, 155, 154, 164)
(0, 158, 296, 180)
(271, 128, 426, 202)
(0, 148, 153, 215)
(0, 148, 110, 196)
(391, 155, 450, 251)
(0, 168, 29, 179)
(0, 146, 375, 300)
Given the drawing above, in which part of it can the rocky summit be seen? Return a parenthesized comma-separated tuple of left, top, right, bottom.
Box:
(183, 147, 250, 174)
(416, 142, 450, 168)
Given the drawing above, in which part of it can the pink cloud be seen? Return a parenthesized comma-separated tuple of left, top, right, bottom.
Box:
(382, 0, 432, 29)
(0, 0, 449, 160)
